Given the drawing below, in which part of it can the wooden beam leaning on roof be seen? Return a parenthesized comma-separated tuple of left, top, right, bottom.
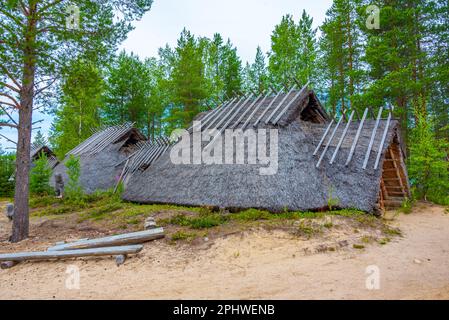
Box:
(345, 108, 369, 166)
(313, 119, 335, 156)
(363, 107, 383, 170)
(316, 116, 344, 168)
(264, 86, 296, 124)
(253, 90, 284, 127)
(330, 110, 355, 165)
(241, 90, 273, 130)
(272, 81, 310, 125)
(374, 109, 393, 170)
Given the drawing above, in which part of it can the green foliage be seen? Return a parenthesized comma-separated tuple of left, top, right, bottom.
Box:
(167, 29, 212, 130)
(0, 150, 15, 197)
(398, 197, 414, 214)
(33, 130, 46, 146)
(65, 155, 83, 200)
(163, 211, 228, 229)
(408, 108, 449, 205)
(171, 231, 197, 242)
(243, 46, 269, 94)
(103, 51, 150, 128)
(327, 186, 340, 211)
(30, 153, 52, 196)
(51, 60, 104, 158)
(268, 11, 318, 89)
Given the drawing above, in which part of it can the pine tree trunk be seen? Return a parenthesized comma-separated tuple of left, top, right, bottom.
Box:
(347, 8, 354, 108)
(11, 2, 37, 243)
(12, 98, 33, 242)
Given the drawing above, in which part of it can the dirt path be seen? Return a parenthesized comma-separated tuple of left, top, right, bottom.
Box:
(0, 202, 448, 300)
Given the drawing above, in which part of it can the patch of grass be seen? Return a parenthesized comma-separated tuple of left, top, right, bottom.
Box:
(189, 214, 226, 229)
(294, 221, 322, 239)
(397, 197, 414, 214)
(323, 222, 333, 229)
(383, 226, 402, 237)
(353, 244, 365, 250)
(30, 195, 63, 208)
(171, 231, 197, 242)
(361, 236, 373, 244)
(231, 209, 272, 221)
(33, 205, 73, 217)
(80, 202, 125, 221)
(230, 208, 366, 222)
(378, 238, 391, 245)
(161, 212, 228, 229)
(354, 214, 379, 228)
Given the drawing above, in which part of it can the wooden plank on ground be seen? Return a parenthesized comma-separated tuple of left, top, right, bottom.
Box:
(47, 228, 164, 251)
(0, 245, 143, 262)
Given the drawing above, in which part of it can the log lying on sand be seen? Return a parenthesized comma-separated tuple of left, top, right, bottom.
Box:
(47, 228, 165, 252)
(0, 245, 143, 262)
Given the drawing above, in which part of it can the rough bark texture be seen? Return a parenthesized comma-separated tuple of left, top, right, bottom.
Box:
(11, 2, 37, 243)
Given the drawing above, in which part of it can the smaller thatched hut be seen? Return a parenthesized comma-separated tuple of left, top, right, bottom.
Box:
(51, 123, 146, 194)
(30, 144, 59, 169)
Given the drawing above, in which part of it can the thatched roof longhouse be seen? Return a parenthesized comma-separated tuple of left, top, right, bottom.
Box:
(122, 86, 411, 214)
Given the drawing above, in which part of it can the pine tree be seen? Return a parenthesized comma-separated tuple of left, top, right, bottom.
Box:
(103, 51, 150, 128)
(268, 15, 301, 89)
(244, 46, 269, 94)
(319, 0, 364, 115)
(168, 29, 210, 130)
(33, 130, 46, 147)
(51, 60, 104, 158)
(297, 10, 318, 85)
(361, 0, 427, 144)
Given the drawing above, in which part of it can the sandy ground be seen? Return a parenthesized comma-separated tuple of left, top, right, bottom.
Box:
(0, 202, 448, 300)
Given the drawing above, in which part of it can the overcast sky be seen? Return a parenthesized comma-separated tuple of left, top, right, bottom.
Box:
(0, 0, 333, 150)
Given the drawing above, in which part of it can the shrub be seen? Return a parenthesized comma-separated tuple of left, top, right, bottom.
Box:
(0, 151, 15, 197)
(65, 155, 83, 200)
(30, 152, 52, 196)
(408, 108, 449, 205)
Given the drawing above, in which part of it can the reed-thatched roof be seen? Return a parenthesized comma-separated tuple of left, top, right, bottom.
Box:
(51, 123, 147, 194)
(122, 87, 410, 213)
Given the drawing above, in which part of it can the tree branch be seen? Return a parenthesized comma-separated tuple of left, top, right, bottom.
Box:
(0, 103, 18, 125)
(18, 1, 29, 16)
(0, 7, 25, 28)
(0, 122, 18, 129)
(0, 65, 22, 90)
(37, 0, 65, 19)
(0, 93, 20, 108)
(0, 133, 17, 145)
(34, 77, 58, 96)
(0, 81, 21, 94)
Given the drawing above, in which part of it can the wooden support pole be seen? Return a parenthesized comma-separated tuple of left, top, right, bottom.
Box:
(47, 228, 164, 251)
(330, 110, 355, 165)
(264, 86, 296, 124)
(0, 245, 144, 262)
(272, 82, 310, 125)
(253, 90, 283, 127)
(363, 107, 383, 169)
(241, 91, 272, 130)
(374, 111, 392, 170)
(316, 116, 344, 168)
(345, 108, 368, 166)
(313, 119, 335, 156)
